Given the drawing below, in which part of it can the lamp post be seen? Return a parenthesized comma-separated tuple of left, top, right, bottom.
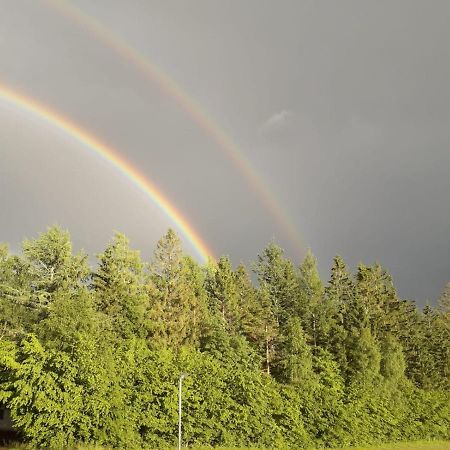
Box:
(178, 372, 188, 450)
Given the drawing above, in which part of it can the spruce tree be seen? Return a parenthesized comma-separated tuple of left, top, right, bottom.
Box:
(297, 250, 326, 347)
(93, 232, 147, 338)
(253, 243, 299, 326)
(345, 326, 381, 384)
(380, 334, 406, 385)
(323, 256, 354, 373)
(205, 256, 239, 331)
(147, 229, 204, 349)
(276, 316, 314, 385)
(1, 225, 449, 447)
(355, 264, 400, 338)
(233, 264, 267, 345)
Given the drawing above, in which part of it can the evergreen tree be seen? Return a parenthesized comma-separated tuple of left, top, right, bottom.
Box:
(205, 256, 239, 330)
(355, 264, 401, 338)
(257, 284, 279, 375)
(276, 316, 314, 385)
(1, 226, 449, 448)
(436, 287, 450, 386)
(147, 229, 203, 349)
(438, 282, 450, 321)
(346, 327, 381, 384)
(93, 232, 147, 338)
(233, 264, 267, 345)
(297, 250, 326, 347)
(323, 256, 354, 372)
(182, 255, 209, 342)
(253, 243, 299, 325)
(380, 334, 406, 385)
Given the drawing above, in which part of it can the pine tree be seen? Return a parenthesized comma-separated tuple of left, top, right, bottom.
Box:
(147, 229, 204, 349)
(258, 284, 279, 375)
(355, 264, 401, 338)
(346, 326, 381, 384)
(205, 256, 239, 330)
(93, 232, 147, 338)
(436, 284, 450, 386)
(253, 243, 299, 326)
(399, 304, 431, 387)
(323, 256, 354, 372)
(1, 225, 450, 447)
(296, 250, 325, 347)
(276, 316, 314, 385)
(380, 334, 406, 384)
(233, 264, 267, 344)
(438, 282, 450, 320)
(182, 255, 209, 344)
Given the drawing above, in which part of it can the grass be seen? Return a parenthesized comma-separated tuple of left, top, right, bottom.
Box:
(334, 441, 450, 450)
(1, 441, 449, 449)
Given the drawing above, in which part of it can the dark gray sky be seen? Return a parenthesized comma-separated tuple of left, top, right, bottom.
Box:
(1, 0, 449, 304)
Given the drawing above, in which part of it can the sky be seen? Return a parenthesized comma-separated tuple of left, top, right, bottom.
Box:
(1, 0, 449, 304)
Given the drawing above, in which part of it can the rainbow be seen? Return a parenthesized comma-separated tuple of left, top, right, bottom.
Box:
(45, 0, 306, 258)
(0, 84, 213, 263)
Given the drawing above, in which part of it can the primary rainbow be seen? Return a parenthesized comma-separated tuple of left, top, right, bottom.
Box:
(45, 0, 306, 258)
(0, 84, 213, 263)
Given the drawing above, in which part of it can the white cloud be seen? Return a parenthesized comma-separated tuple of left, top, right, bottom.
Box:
(261, 110, 293, 133)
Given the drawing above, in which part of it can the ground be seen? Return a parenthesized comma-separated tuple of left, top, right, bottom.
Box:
(1, 441, 449, 450)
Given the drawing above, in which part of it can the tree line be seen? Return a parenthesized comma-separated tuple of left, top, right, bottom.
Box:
(0, 226, 449, 448)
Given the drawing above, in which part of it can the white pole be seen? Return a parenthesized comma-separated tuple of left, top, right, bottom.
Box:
(178, 373, 187, 450)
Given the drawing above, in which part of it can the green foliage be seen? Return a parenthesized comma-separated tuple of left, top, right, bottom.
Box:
(21, 226, 89, 309)
(93, 232, 147, 338)
(0, 226, 449, 448)
(276, 317, 314, 385)
(253, 243, 299, 324)
(147, 230, 205, 349)
(380, 334, 406, 384)
(296, 250, 326, 348)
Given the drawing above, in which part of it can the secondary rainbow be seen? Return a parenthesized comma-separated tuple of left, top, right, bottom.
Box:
(45, 0, 306, 258)
(0, 84, 212, 263)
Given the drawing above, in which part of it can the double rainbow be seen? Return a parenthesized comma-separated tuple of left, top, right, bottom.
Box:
(0, 84, 212, 262)
(46, 0, 305, 258)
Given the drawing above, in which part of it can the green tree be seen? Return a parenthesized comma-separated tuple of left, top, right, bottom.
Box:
(0, 244, 36, 337)
(205, 256, 239, 330)
(233, 264, 267, 346)
(1, 225, 450, 448)
(323, 256, 354, 373)
(436, 288, 450, 386)
(297, 250, 326, 347)
(276, 316, 314, 385)
(93, 232, 147, 338)
(147, 229, 204, 349)
(21, 226, 89, 309)
(1, 291, 140, 448)
(253, 243, 299, 325)
(355, 264, 401, 338)
(380, 334, 406, 385)
(346, 327, 381, 384)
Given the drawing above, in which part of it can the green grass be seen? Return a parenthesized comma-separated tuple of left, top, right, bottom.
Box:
(334, 441, 450, 450)
(1, 441, 449, 450)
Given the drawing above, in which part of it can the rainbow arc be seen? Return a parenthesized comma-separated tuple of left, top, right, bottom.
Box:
(46, 0, 306, 258)
(0, 84, 212, 263)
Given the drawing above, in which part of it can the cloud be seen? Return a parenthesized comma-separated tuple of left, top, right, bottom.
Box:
(261, 110, 293, 133)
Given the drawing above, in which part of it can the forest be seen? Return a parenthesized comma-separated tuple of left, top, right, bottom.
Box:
(0, 226, 449, 449)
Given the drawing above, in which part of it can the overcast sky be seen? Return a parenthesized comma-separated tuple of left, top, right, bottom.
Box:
(1, 0, 449, 304)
